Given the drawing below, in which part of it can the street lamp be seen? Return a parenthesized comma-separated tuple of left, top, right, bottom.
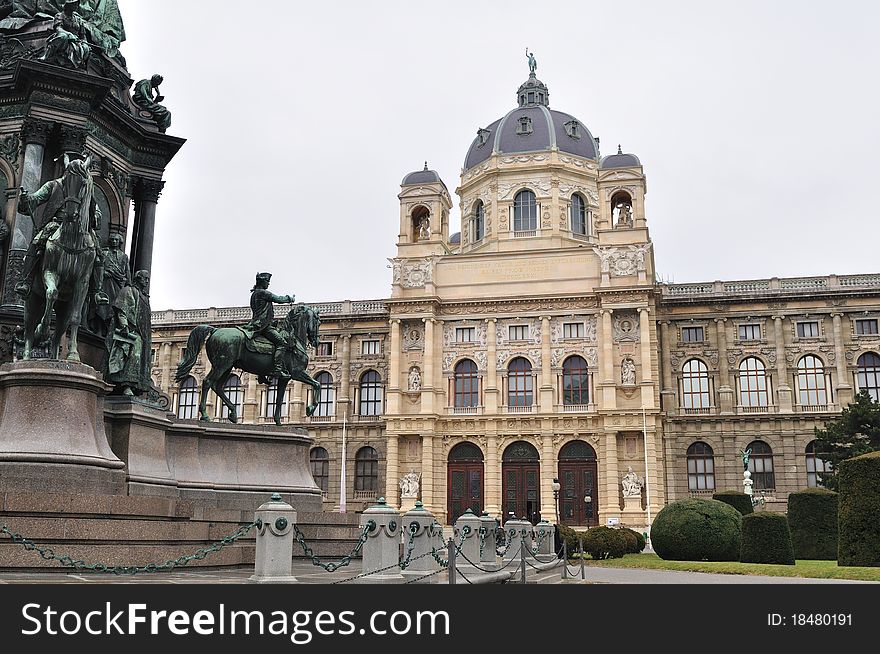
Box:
(551, 478, 561, 525)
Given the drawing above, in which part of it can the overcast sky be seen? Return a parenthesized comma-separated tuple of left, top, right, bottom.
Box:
(117, 0, 880, 311)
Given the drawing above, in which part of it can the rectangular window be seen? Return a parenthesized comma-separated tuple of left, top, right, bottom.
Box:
(681, 326, 705, 343)
(738, 324, 761, 341)
(361, 340, 380, 355)
(509, 325, 529, 341)
(796, 321, 820, 338)
(151, 348, 158, 363)
(563, 323, 585, 339)
(456, 327, 476, 343)
(317, 342, 333, 357)
(856, 319, 879, 335)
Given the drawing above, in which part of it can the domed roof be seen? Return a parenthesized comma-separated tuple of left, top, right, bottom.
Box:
(600, 147, 641, 169)
(464, 73, 598, 171)
(449, 232, 461, 245)
(402, 162, 443, 186)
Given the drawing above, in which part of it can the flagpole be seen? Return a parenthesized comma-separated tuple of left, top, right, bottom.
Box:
(339, 411, 347, 513)
(642, 405, 652, 548)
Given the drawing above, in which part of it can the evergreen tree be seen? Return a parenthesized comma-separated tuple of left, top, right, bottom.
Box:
(814, 391, 880, 490)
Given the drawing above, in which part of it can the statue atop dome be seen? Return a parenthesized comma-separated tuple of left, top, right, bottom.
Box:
(525, 48, 537, 74)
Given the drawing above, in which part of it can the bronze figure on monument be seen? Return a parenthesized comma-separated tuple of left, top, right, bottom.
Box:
(106, 269, 152, 396)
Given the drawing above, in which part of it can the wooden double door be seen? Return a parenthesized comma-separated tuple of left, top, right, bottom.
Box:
(558, 460, 599, 526)
(447, 462, 484, 524)
(502, 462, 541, 525)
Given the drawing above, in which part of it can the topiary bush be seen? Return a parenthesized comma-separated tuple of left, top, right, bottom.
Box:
(787, 488, 838, 560)
(582, 526, 628, 560)
(740, 512, 795, 565)
(713, 490, 754, 515)
(618, 527, 646, 553)
(651, 499, 742, 561)
(838, 451, 880, 567)
(557, 524, 588, 556)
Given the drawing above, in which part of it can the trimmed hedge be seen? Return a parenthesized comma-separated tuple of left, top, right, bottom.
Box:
(713, 490, 754, 516)
(618, 528, 639, 554)
(787, 488, 838, 560)
(582, 526, 628, 560)
(838, 451, 880, 567)
(740, 512, 795, 565)
(557, 524, 588, 556)
(651, 499, 742, 561)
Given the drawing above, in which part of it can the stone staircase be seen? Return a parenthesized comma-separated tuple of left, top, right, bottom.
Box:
(0, 491, 363, 572)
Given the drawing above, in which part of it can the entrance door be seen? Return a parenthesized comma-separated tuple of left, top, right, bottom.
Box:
(447, 442, 484, 524)
(558, 440, 599, 527)
(502, 441, 541, 525)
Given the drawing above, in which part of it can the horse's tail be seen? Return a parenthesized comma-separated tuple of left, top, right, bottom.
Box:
(175, 324, 216, 382)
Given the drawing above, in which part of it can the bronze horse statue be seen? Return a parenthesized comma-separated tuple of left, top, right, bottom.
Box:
(22, 156, 100, 361)
(175, 305, 322, 425)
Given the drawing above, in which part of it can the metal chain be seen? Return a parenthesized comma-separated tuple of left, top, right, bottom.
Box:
(404, 567, 445, 584)
(398, 526, 417, 570)
(293, 522, 373, 573)
(0, 521, 257, 576)
(331, 550, 434, 585)
(495, 528, 516, 557)
(478, 526, 487, 559)
(529, 529, 549, 556)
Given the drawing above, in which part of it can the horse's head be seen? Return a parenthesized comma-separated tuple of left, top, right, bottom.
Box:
(61, 155, 94, 234)
(285, 305, 321, 350)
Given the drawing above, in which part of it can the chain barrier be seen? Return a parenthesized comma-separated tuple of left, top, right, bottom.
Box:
(0, 521, 257, 576)
(495, 528, 517, 557)
(404, 567, 445, 584)
(455, 566, 475, 585)
(530, 529, 549, 556)
(294, 521, 374, 573)
(478, 526, 487, 559)
(330, 550, 434, 585)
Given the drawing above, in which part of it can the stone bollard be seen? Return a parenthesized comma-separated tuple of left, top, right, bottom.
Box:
(454, 509, 483, 570)
(533, 520, 555, 557)
(400, 501, 440, 584)
(250, 493, 298, 584)
(359, 497, 404, 583)
(479, 512, 500, 569)
(502, 518, 532, 561)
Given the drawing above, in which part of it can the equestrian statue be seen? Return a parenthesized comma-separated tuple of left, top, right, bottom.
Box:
(175, 272, 322, 425)
(16, 153, 107, 361)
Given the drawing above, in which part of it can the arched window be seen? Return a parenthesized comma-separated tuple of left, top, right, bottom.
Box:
(310, 447, 329, 493)
(411, 205, 430, 242)
(177, 376, 198, 420)
(507, 357, 533, 407)
(747, 440, 775, 490)
(570, 193, 587, 235)
(264, 379, 289, 418)
(686, 442, 715, 491)
(857, 352, 880, 401)
(217, 373, 243, 419)
(315, 372, 336, 417)
(805, 440, 830, 488)
(454, 359, 479, 408)
(513, 190, 537, 232)
(562, 356, 590, 406)
(738, 357, 769, 408)
(611, 191, 633, 226)
(359, 371, 383, 416)
(473, 201, 485, 243)
(797, 355, 828, 407)
(681, 359, 711, 410)
(355, 446, 379, 493)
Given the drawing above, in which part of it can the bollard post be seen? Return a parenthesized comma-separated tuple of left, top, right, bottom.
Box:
(562, 540, 568, 580)
(502, 518, 530, 561)
(249, 493, 298, 584)
(479, 512, 500, 570)
(520, 538, 527, 584)
(534, 520, 555, 556)
(454, 509, 483, 572)
(401, 502, 440, 584)
(448, 537, 457, 585)
(579, 537, 585, 580)
(359, 498, 404, 583)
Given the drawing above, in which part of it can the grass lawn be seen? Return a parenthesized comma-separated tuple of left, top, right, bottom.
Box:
(579, 554, 880, 581)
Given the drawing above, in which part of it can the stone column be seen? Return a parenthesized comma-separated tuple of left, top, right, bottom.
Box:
(540, 316, 553, 412)
(485, 318, 498, 413)
(387, 320, 401, 415)
(385, 434, 400, 509)
(59, 125, 87, 157)
(638, 308, 654, 409)
(160, 342, 172, 395)
(599, 309, 616, 409)
(773, 316, 793, 412)
(290, 380, 304, 422)
(832, 313, 852, 406)
(540, 430, 556, 522)
(339, 334, 351, 418)
(715, 318, 734, 414)
(422, 318, 435, 414)
(659, 321, 676, 412)
(5, 119, 52, 305)
(421, 433, 435, 514)
(243, 373, 260, 422)
(603, 430, 620, 522)
(485, 430, 500, 517)
(131, 178, 165, 276)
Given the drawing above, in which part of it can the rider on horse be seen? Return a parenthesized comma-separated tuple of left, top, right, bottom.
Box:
(14, 156, 106, 303)
(242, 272, 296, 379)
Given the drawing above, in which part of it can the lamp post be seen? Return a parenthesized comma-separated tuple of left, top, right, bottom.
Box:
(551, 477, 561, 525)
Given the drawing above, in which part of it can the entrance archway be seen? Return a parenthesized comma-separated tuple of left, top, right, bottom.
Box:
(558, 440, 599, 526)
(502, 441, 541, 525)
(447, 442, 484, 524)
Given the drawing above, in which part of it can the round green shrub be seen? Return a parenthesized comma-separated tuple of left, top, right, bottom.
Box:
(582, 526, 628, 560)
(740, 512, 795, 565)
(618, 528, 639, 554)
(712, 490, 754, 515)
(787, 488, 838, 560)
(838, 451, 880, 567)
(557, 524, 588, 556)
(651, 499, 742, 561)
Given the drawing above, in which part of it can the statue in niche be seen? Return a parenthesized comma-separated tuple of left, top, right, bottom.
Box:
(621, 358, 636, 386)
(133, 74, 171, 132)
(616, 201, 633, 227)
(91, 232, 130, 335)
(418, 216, 430, 240)
(408, 367, 421, 391)
(621, 466, 643, 498)
(107, 269, 152, 396)
(42, 0, 92, 69)
(399, 471, 421, 499)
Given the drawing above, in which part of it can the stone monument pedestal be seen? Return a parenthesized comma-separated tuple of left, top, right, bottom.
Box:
(621, 496, 646, 528)
(0, 360, 126, 494)
(400, 496, 418, 514)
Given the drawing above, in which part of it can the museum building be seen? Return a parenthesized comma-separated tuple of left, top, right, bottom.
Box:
(150, 69, 880, 527)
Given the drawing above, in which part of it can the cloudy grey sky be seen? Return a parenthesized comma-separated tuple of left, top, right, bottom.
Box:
(117, 0, 880, 311)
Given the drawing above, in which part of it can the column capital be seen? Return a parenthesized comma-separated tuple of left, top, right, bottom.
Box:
(59, 124, 87, 154)
(390, 319, 402, 326)
(713, 317, 728, 324)
(540, 315, 551, 322)
(21, 118, 53, 146)
(134, 177, 166, 203)
(830, 312, 845, 319)
(485, 318, 497, 325)
(422, 317, 436, 325)
(638, 307, 650, 315)
(772, 315, 786, 322)
(599, 308, 614, 316)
